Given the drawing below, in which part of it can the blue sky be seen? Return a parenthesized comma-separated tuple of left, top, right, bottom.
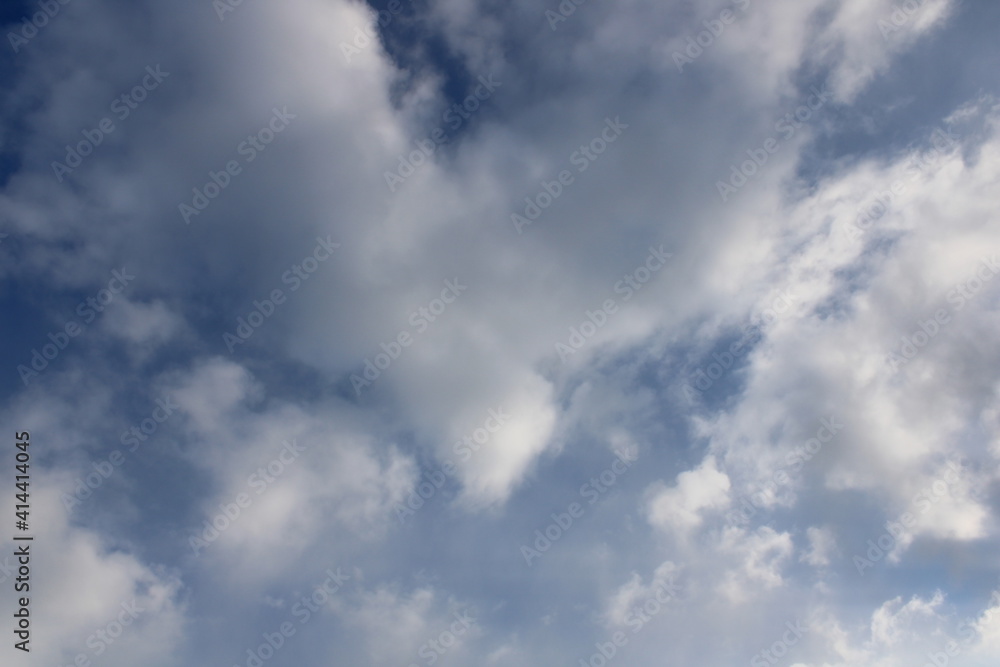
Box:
(2, 1, 1000, 666)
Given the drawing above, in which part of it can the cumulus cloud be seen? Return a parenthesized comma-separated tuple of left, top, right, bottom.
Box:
(1, 0, 998, 665)
(646, 455, 731, 533)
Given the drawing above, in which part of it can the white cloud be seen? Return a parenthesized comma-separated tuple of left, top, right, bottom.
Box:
(101, 298, 184, 347)
(1, 0, 997, 665)
(716, 526, 795, 602)
(0, 474, 185, 666)
(802, 526, 838, 567)
(646, 455, 731, 533)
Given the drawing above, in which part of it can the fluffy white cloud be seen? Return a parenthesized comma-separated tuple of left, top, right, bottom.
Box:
(646, 456, 731, 533)
(0, 474, 185, 666)
(1, 0, 997, 665)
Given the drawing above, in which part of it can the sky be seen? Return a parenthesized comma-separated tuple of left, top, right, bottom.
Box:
(1, 0, 999, 666)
